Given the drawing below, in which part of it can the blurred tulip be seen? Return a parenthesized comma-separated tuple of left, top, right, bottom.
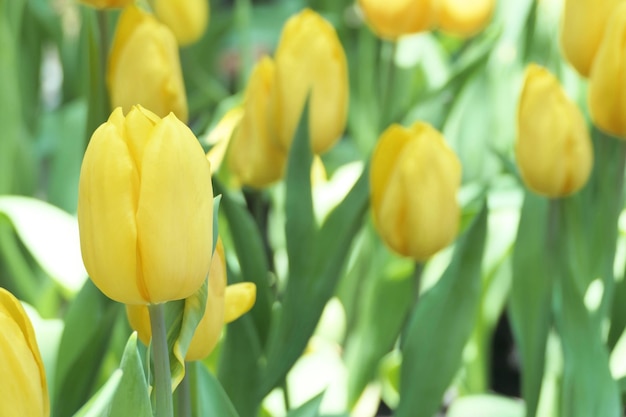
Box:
(108, 5, 188, 122)
(370, 122, 461, 260)
(79, 0, 132, 8)
(273, 9, 348, 154)
(229, 57, 288, 188)
(154, 0, 209, 46)
(78, 106, 213, 305)
(588, 2, 626, 137)
(205, 107, 244, 173)
(560, 0, 622, 77)
(358, 0, 437, 39)
(517, 64, 593, 197)
(127, 239, 257, 361)
(438, 0, 496, 38)
(0, 288, 49, 417)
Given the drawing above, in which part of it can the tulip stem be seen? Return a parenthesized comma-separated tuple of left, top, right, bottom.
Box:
(380, 40, 398, 128)
(149, 303, 174, 417)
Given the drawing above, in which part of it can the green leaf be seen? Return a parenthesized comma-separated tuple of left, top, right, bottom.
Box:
(163, 277, 208, 390)
(344, 237, 416, 406)
(396, 201, 488, 417)
(73, 370, 123, 417)
(447, 395, 524, 417)
(284, 97, 316, 279)
(261, 166, 369, 396)
(54, 280, 120, 417)
(0, 196, 87, 293)
(108, 333, 152, 417)
(214, 181, 272, 346)
(191, 362, 240, 417)
(507, 193, 551, 417)
(218, 313, 263, 417)
(285, 391, 325, 417)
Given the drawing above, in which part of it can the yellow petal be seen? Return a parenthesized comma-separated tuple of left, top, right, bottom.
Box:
(108, 6, 188, 122)
(154, 0, 209, 46)
(78, 115, 144, 304)
(358, 0, 437, 39)
(136, 114, 213, 303)
(0, 289, 49, 417)
(224, 283, 257, 324)
(273, 9, 348, 154)
(438, 0, 495, 38)
(205, 107, 244, 172)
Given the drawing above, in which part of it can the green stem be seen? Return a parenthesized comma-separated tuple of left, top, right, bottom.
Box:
(281, 378, 291, 412)
(380, 40, 398, 129)
(235, 0, 253, 90)
(149, 303, 174, 417)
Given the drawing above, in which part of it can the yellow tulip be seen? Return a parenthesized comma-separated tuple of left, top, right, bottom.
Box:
(154, 0, 209, 46)
(0, 288, 49, 417)
(438, 0, 496, 38)
(560, 0, 623, 77)
(126, 239, 257, 361)
(78, 106, 213, 305)
(273, 9, 349, 155)
(358, 0, 437, 39)
(108, 5, 188, 122)
(370, 122, 461, 261)
(79, 0, 133, 8)
(517, 64, 593, 197)
(228, 57, 288, 188)
(588, 2, 626, 137)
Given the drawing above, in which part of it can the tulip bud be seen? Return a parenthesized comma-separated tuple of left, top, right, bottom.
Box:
(126, 239, 257, 361)
(78, 106, 213, 305)
(588, 2, 626, 137)
(108, 5, 188, 122)
(370, 122, 461, 261)
(560, 0, 622, 77)
(358, 0, 437, 39)
(438, 0, 496, 38)
(228, 57, 288, 188)
(516, 64, 593, 197)
(154, 0, 209, 46)
(273, 9, 349, 154)
(79, 0, 133, 8)
(0, 288, 49, 417)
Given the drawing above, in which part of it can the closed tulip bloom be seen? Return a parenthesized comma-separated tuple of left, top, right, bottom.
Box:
(517, 64, 593, 197)
(154, 0, 209, 46)
(127, 239, 257, 361)
(78, 106, 213, 305)
(438, 0, 496, 38)
(370, 122, 461, 261)
(589, 2, 626, 137)
(273, 9, 349, 154)
(229, 57, 288, 188)
(0, 288, 49, 417)
(358, 0, 437, 39)
(108, 5, 188, 122)
(79, 0, 133, 8)
(561, 0, 622, 77)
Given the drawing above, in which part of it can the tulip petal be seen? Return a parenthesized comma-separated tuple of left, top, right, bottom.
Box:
(78, 118, 144, 304)
(224, 282, 257, 324)
(136, 115, 213, 303)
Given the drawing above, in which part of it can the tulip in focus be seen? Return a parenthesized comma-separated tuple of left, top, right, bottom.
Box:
(588, 2, 626, 138)
(560, 0, 622, 77)
(108, 5, 188, 122)
(229, 57, 288, 188)
(127, 239, 257, 361)
(0, 288, 49, 417)
(516, 64, 593, 197)
(79, 0, 133, 8)
(438, 0, 496, 38)
(370, 122, 461, 261)
(358, 0, 437, 39)
(154, 0, 209, 46)
(78, 106, 213, 305)
(273, 9, 349, 155)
